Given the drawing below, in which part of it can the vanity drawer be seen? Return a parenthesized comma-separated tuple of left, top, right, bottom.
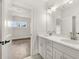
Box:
(46, 53, 53, 59)
(53, 41, 79, 59)
(47, 46, 52, 53)
(46, 50, 52, 56)
(53, 42, 64, 51)
(46, 39, 53, 47)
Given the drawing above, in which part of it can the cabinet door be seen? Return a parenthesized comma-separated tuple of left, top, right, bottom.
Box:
(64, 54, 74, 59)
(46, 39, 53, 59)
(46, 54, 52, 59)
(39, 37, 46, 59)
(53, 48, 63, 59)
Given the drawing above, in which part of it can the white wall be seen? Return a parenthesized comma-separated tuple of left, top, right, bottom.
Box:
(36, 7, 47, 34)
(31, 5, 47, 55)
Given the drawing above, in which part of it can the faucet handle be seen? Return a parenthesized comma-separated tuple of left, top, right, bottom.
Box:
(70, 32, 79, 34)
(77, 33, 79, 34)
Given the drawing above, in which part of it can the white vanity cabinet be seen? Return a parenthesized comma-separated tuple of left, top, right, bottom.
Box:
(53, 47, 74, 59)
(38, 37, 46, 59)
(46, 39, 53, 59)
(38, 36, 53, 59)
(38, 35, 79, 59)
(53, 42, 77, 59)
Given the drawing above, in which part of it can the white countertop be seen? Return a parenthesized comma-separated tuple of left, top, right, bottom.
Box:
(38, 34, 79, 51)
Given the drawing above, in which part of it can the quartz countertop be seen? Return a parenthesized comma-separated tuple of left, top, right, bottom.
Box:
(38, 34, 79, 51)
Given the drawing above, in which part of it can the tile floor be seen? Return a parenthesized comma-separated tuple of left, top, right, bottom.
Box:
(24, 53, 43, 59)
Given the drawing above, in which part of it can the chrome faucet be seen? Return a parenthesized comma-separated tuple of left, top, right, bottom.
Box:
(47, 31, 53, 36)
(71, 16, 77, 40)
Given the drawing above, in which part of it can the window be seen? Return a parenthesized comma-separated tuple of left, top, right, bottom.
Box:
(8, 21, 27, 28)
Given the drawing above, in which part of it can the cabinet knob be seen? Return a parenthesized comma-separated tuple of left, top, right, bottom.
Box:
(61, 56, 63, 59)
(64, 57, 67, 59)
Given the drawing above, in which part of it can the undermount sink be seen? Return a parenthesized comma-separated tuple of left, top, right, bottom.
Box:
(61, 39, 79, 45)
(44, 34, 52, 37)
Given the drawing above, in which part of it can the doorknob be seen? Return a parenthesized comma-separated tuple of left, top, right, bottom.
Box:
(5, 40, 10, 44)
(0, 41, 5, 45)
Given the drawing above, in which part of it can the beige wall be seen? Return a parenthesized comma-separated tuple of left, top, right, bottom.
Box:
(11, 16, 31, 39)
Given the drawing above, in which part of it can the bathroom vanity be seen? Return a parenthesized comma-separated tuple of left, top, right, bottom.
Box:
(37, 34, 79, 59)
(37, 0, 79, 59)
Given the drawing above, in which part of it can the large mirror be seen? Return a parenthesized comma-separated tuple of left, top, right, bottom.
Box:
(46, 0, 79, 37)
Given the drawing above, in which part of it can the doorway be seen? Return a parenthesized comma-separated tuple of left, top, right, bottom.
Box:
(1, 0, 32, 59)
(9, 15, 32, 59)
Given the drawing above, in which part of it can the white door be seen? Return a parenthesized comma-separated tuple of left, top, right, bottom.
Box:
(0, 0, 3, 59)
(39, 37, 46, 59)
(0, 0, 2, 59)
(2, 0, 12, 59)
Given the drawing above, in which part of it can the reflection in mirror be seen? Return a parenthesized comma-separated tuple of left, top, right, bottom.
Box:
(56, 18, 62, 34)
(71, 16, 76, 40)
(46, 7, 61, 35)
(61, 0, 79, 38)
(46, 0, 79, 38)
(46, 13, 56, 35)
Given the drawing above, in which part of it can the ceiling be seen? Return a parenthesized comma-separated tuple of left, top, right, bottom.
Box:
(11, 0, 48, 8)
(11, 0, 67, 8)
(47, 0, 65, 7)
(9, 0, 79, 9)
(10, 0, 70, 9)
(9, 0, 79, 15)
(9, 0, 66, 15)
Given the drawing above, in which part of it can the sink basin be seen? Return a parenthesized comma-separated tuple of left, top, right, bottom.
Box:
(44, 34, 52, 37)
(61, 39, 79, 45)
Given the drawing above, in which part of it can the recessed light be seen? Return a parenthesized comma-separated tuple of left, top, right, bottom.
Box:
(64, 0, 73, 4)
(47, 9, 52, 14)
(64, 0, 69, 4)
(43, 0, 48, 2)
(68, 0, 73, 4)
(51, 5, 58, 12)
